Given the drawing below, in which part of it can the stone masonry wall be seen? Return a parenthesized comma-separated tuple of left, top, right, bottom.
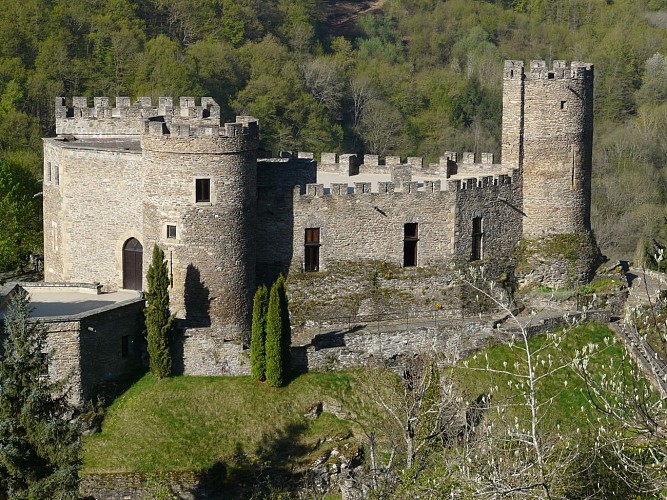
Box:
(454, 171, 523, 270)
(79, 299, 145, 402)
(42, 140, 144, 290)
(256, 157, 317, 284)
(141, 124, 258, 344)
(521, 61, 594, 237)
(290, 182, 457, 273)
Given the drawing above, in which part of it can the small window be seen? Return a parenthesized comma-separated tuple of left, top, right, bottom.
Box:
(305, 228, 320, 272)
(46, 162, 51, 183)
(404, 223, 418, 267)
(54, 165, 59, 186)
(195, 178, 210, 203)
(121, 335, 129, 358)
(166, 225, 177, 239)
(560, 100, 567, 110)
(472, 217, 483, 261)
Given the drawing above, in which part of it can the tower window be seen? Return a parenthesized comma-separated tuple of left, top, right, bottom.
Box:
(472, 217, 483, 261)
(560, 100, 567, 110)
(166, 225, 177, 239)
(54, 165, 59, 186)
(46, 162, 51, 183)
(403, 223, 418, 267)
(304, 227, 320, 272)
(195, 178, 210, 203)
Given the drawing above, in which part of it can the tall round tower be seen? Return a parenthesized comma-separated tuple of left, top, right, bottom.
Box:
(502, 60, 599, 286)
(521, 60, 594, 237)
(140, 113, 259, 364)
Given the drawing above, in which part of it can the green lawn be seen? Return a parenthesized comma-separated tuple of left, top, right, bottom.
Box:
(84, 322, 627, 476)
(84, 371, 362, 474)
(451, 322, 625, 432)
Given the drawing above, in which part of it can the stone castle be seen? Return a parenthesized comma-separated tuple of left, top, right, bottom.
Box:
(42, 59, 598, 379)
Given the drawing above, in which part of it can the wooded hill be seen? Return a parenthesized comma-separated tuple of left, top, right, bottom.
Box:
(1, 0, 667, 268)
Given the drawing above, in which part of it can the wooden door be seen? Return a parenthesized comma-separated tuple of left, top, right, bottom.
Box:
(123, 238, 143, 290)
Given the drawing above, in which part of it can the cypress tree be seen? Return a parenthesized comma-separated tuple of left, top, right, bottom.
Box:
(145, 244, 174, 379)
(0, 288, 81, 498)
(265, 281, 283, 387)
(276, 274, 291, 378)
(250, 284, 268, 381)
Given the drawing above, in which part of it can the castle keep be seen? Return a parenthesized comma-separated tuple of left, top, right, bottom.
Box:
(42, 60, 598, 376)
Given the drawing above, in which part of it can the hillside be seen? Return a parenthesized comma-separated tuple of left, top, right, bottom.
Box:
(2, 0, 667, 268)
(82, 322, 646, 497)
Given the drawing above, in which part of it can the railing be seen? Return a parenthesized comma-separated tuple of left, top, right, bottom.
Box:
(620, 321, 667, 395)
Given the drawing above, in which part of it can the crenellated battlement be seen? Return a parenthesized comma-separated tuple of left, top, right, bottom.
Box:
(55, 96, 222, 137)
(297, 172, 514, 198)
(294, 151, 502, 178)
(504, 60, 594, 81)
(142, 115, 258, 140)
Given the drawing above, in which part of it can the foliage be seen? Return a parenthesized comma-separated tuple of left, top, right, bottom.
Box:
(250, 284, 269, 381)
(276, 275, 291, 378)
(264, 275, 291, 387)
(0, 159, 41, 272)
(145, 244, 175, 379)
(0, 288, 81, 498)
(265, 279, 283, 387)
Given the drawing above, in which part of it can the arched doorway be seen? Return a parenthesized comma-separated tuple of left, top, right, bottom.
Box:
(122, 238, 143, 290)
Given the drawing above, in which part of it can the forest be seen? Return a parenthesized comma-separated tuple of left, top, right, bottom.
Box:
(1, 0, 667, 269)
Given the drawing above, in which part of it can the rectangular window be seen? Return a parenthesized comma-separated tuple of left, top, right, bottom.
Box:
(472, 217, 483, 261)
(54, 165, 59, 186)
(195, 178, 210, 203)
(304, 227, 320, 272)
(166, 225, 177, 239)
(560, 100, 567, 110)
(403, 223, 418, 267)
(121, 335, 129, 359)
(46, 162, 51, 183)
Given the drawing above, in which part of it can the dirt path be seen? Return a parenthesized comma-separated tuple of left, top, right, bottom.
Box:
(321, 0, 387, 35)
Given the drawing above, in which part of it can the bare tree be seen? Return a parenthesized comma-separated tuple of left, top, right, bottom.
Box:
(360, 357, 463, 491)
(357, 98, 404, 157)
(455, 270, 584, 499)
(299, 58, 344, 118)
(349, 76, 375, 128)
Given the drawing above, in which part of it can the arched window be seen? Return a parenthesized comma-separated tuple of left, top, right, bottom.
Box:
(122, 238, 143, 290)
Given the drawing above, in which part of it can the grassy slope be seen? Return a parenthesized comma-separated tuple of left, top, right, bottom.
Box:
(84, 372, 361, 473)
(84, 323, 623, 473)
(451, 322, 625, 432)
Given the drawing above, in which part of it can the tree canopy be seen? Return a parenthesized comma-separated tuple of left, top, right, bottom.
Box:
(1, 0, 667, 260)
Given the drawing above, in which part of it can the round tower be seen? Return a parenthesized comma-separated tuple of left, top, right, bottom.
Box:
(140, 114, 259, 349)
(502, 60, 599, 286)
(521, 60, 594, 237)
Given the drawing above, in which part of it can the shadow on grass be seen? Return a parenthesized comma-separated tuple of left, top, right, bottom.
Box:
(190, 422, 311, 498)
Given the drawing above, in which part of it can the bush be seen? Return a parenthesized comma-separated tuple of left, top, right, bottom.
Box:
(250, 284, 269, 381)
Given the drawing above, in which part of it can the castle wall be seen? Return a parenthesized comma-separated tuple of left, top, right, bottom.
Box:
(453, 172, 523, 267)
(79, 299, 145, 401)
(256, 157, 317, 283)
(290, 182, 457, 272)
(55, 96, 221, 137)
(520, 61, 594, 236)
(42, 140, 144, 290)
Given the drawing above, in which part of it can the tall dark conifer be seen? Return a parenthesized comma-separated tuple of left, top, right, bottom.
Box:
(0, 288, 81, 498)
(250, 284, 269, 381)
(276, 274, 291, 378)
(145, 244, 174, 379)
(265, 280, 283, 387)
